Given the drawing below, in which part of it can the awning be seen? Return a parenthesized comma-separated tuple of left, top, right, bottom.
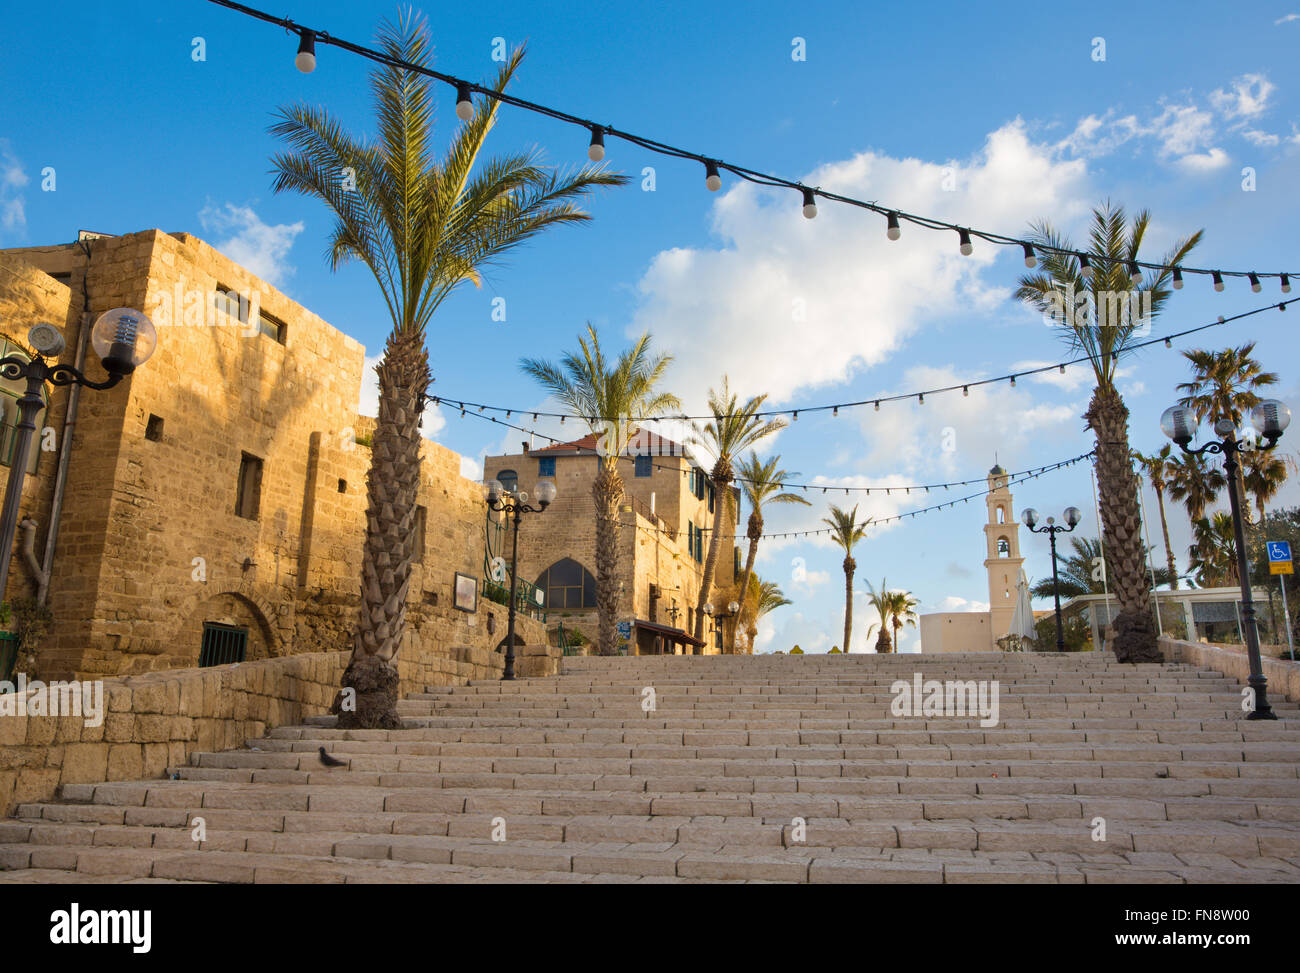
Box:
(634, 619, 705, 648)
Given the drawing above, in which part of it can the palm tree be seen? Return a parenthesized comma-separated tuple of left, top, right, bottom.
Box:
(1016, 201, 1202, 663)
(823, 505, 870, 654)
(269, 15, 626, 726)
(887, 589, 920, 652)
(1167, 451, 1227, 522)
(1242, 450, 1292, 523)
(740, 575, 792, 653)
(1189, 512, 1239, 587)
(689, 378, 787, 647)
(1030, 536, 1176, 599)
(730, 453, 809, 652)
(864, 578, 895, 654)
(1133, 445, 1180, 589)
(1178, 342, 1279, 523)
(522, 327, 679, 655)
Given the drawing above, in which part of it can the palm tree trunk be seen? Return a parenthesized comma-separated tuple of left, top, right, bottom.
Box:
(842, 555, 855, 655)
(593, 464, 624, 656)
(729, 512, 762, 654)
(1086, 385, 1158, 663)
(693, 480, 731, 647)
(875, 627, 892, 654)
(334, 329, 429, 729)
(1154, 485, 1178, 590)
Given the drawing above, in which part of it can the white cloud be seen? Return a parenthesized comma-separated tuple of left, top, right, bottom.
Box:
(198, 202, 304, 287)
(630, 120, 1089, 412)
(1209, 74, 1276, 119)
(933, 595, 991, 613)
(1276, 13, 1300, 24)
(460, 454, 483, 481)
(1056, 112, 1144, 158)
(1174, 147, 1231, 172)
(0, 140, 28, 233)
(1242, 129, 1281, 147)
(1150, 103, 1219, 159)
(357, 352, 448, 439)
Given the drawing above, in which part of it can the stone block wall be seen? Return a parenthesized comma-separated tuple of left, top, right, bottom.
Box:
(1158, 635, 1300, 703)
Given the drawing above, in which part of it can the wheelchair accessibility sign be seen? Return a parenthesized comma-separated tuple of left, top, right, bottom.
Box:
(1268, 541, 1294, 575)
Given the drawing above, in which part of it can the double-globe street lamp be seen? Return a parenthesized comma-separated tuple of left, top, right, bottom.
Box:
(0, 309, 157, 600)
(484, 477, 556, 680)
(702, 599, 740, 655)
(1021, 506, 1082, 652)
(1160, 398, 1292, 720)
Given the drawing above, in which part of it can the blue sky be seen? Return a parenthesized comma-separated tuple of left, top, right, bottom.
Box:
(2, 1, 1299, 652)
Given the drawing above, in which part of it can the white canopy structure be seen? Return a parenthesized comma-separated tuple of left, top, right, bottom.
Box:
(1005, 569, 1037, 651)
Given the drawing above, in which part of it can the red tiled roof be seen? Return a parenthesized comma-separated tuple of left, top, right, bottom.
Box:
(532, 429, 686, 456)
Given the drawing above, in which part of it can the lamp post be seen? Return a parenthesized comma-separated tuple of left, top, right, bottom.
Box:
(1021, 506, 1082, 652)
(484, 477, 556, 680)
(1161, 399, 1291, 720)
(702, 599, 740, 654)
(0, 310, 156, 602)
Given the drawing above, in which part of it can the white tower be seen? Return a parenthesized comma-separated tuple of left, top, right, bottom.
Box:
(983, 463, 1024, 642)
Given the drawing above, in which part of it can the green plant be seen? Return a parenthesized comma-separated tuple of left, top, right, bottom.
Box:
(3, 597, 52, 677)
(1033, 613, 1093, 652)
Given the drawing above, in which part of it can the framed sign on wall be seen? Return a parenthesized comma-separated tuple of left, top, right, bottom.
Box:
(453, 572, 478, 613)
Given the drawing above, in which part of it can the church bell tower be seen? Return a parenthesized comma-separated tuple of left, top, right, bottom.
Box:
(983, 463, 1024, 641)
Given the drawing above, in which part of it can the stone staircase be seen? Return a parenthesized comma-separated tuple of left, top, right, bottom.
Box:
(3, 652, 1300, 884)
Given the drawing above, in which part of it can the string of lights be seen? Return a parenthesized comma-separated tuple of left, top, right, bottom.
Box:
(206, 0, 1297, 290)
(442, 396, 1100, 496)
(592, 452, 1095, 540)
(432, 296, 1293, 424)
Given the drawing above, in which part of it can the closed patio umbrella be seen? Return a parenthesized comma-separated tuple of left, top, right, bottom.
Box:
(1006, 568, 1037, 651)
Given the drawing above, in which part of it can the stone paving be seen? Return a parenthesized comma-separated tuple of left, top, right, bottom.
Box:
(2, 652, 1299, 883)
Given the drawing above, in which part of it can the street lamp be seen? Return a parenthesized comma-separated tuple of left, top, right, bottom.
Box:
(484, 477, 556, 680)
(1022, 505, 1082, 652)
(0, 310, 156, 600)
(702, 599, 741, 654)
(1161, 399, 1291, 720)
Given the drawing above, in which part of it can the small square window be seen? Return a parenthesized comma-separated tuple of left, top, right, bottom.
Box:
(538, 456, 556, 477)
(145, 414, 163, 441)
(259, 310, 286, 344)
(337, 478, 347, 493)
(634, 455, 652, 477)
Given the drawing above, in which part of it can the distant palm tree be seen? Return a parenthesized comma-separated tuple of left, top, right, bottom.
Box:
(522, 327, 679, 655)
(1030, 536, 1176, 599)
(731, 453, 809, 652)
(1016, 201, 1201, 663)
(1189, 512, 1239, 587)
(1241, 447, 1292, 524)
(1133, 445, 1180, 589)
(887, 588, 920, 652)
(268, 14, 625, 726)
(689, 378, 787, 647)
(1178, 342, 1280, 524)
(740, 575, 792, 653)
(1167, 450, 1227, 523)
(864, 578, 895, 654)
(823, 505, 870, 655)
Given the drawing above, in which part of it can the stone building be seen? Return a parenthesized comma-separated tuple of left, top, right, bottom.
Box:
(0, 228, 540, 681)
(483, 428, 740, 654)
(919, 463, 1024, 653)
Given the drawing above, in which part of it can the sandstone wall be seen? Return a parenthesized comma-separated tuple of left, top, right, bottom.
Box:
(1157, 635, 1300, 703)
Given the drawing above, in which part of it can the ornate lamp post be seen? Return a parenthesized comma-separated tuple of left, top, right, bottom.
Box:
(484, 477, 556, 680)
(1161, 399, 1291, 720)
(0, 310, 156, 601)
(1021, 506, 1082, 652)
(702, 599, 741, 654)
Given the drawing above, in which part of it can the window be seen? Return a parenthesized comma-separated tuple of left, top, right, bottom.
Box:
(538, 456, 556, 477)
(199, 623, 247, 667)
(235, 453, 263, 520)
(688, 522, 703, 563)
(0, 340, 46, 475)
(337, 478, 347, 493)
(212, 283, 286, 344)
(997, 537, 1009, 557)
(259, 309, 286, 344)
(534, 558, 597, 610)
(497, 469, 518, 493)
(145, 414, 164, 441)
(413, 505, 426, 564)
(690, 467, 707, 501)
(996, 505, 1006, 524)
(634, 454, 652, 477)
(707, 481, 715, 513)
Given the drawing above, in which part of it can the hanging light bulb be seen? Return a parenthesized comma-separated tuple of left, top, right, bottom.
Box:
(1164, 338, 1172, 349)
(1249, 272, 1262, 293)
(705, 161, 721, 192)
(1172, 266, 1183, 290)
(1212, 271, 1224, 292)
(962, 386, 969, 397)
(294, 30, 317, 73)
(801, 188, 817, 219)
(1127, 261, 1142, 285)
(874, 401, 880, 411)
(1022, 243, 1037, 268)
(832, 406, 838, 416)
(1010, 375, 1016, 387)
(886, 212, 901, 241)
(1078, 254, 1093, 279)
(792, 411, 798, 421)
(455, 83, 473, 120)
(1283, 273, 1292, 294)
(1058, 364, 1066, 374)
(918, 393, 925, 404)
(587, 126, 606, 162)
(958, 229, 973, 256)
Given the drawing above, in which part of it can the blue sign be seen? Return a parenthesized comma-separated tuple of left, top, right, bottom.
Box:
(617, 621, 632, 639)
(1268, 541, 1293, 563)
